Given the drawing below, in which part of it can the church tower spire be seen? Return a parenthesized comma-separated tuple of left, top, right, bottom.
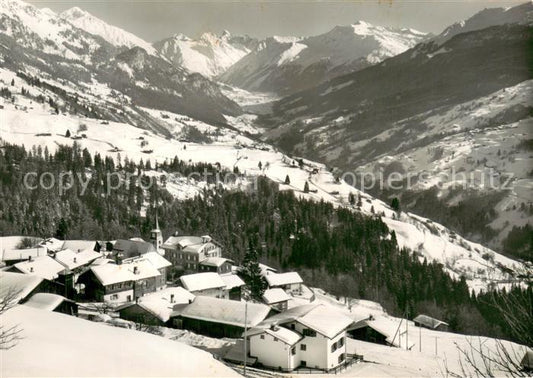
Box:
(150, 212, 163, 254)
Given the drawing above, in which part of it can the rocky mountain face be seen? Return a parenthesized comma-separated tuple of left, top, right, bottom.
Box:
(257, 12, 532, 252)
(0, 0, 242, 130)
(154, 31, 258, 78)
(219, 21, 428, 95)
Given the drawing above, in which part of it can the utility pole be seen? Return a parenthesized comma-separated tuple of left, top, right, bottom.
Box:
(419, 324, 421, 352)
(243, 300, 248, 377)
(405, 312, 409, 351)
(435, 336, 438, 356)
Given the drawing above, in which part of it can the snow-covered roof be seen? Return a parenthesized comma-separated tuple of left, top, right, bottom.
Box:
(199, 257, 231, 267)
(413, 314, 449, 329)
(126, 287, 195, 322)
(257, 304, 352, 339)
(23, 293, 69, 311)
(297, 305, 354, 339)
(262, 288, 291, 304)
(61, 240, 98, 253)
(259, 263, 278, 276)
(38, 238, 64, 252)
(54, 249, 101, 270)
(220, 273, 245, 290)
(0, 271, 44, 303)
(351, 316, 414, 348)
(162, 236, 203, 249)
(2, 247, 47, 262)
(265, 271, 303, 287)
(90, 260, 161, 286)
(248, 325, 302, 345)
(0, 236, 42, 252)
(14, 256, 66, 280)
(124, 252, 171, 270)
(1, 306, 239, 377)
(180, 272, 226, 292)
(179, 297, 270, 328)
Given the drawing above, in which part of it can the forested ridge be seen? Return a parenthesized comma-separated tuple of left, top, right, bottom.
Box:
(0, 141, 530, 344)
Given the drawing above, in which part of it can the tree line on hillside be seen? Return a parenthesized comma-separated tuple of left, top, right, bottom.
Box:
(0, 142, 530, 344)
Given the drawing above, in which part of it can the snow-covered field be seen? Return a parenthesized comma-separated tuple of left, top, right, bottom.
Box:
(1, 305, 239, 377)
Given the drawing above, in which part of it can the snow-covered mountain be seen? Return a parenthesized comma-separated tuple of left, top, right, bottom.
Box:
(435, 1, 533, 44)
(60, 7, 157, 54)
(154, 31, 258, 77)
(220, 21, 428, 94)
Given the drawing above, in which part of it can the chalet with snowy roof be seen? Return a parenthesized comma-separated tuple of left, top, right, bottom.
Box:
(161, 235, 221, 272)
(118, 287, 195, 326)
(24, 293, 78, 316)
(198, 257, 232, 274)
(61, 240, 101, 253)
(179, 272, 227, 299)
(246, 304, 353, 372)
(38, 238, 65, 253)
(348, 315, 414, 349)
(220, 273, 245, 300)
(0, 271, 62, 304)
(413, 314, 449, 332)
(1, 246, 47, 266)
(123, 252, 171, 289)
(264, 271, 303, 294)
(262, 288, 291, 311)
(53, 248, 101, 272)
(79, 255, 169, 303)
(9, 255, 66, 281)
(171, 296, 272, 338)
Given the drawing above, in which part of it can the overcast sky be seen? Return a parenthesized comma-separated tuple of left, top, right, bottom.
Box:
(27, 0, 525, 41)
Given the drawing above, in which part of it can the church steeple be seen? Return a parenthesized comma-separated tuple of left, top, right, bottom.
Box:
(150, 212, 163, 254)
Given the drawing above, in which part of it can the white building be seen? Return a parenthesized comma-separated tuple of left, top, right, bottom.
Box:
(247, 304, 353, 372)
(264, 271, 303, 294)
(179, 272, 228, 299)
(262, 288, 291, 311)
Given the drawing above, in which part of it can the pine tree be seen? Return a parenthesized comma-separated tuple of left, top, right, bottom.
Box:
(241, 242, 267, 301)
(10, 78, 14, 86)
(65, 129, 71, 138)
(284, 175, 291, 185)
(391, 197, 400, 213)
(304, 181, 309, 193)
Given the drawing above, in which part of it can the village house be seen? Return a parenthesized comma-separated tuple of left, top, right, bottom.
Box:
(118, 286, 195, 326)
(1, 246, 48, 266)
(179, 272, 228, 299)
(78, 257, 167, 303)
(0, 271, 63, 304)
(53, 248, 101, 272)
(413, 314, 449, 332)
(198, 257, 233, 274)
(61, 240, 101, 253)
(24, 293, 78, 316)
(9, 255, 67, 281)
(348, 315, 414, 349)
(247, 304, 353, 372)
(171, 296, 272, 338)
(262, 288, 291, 312)
(111, 239, 156, 261)
(264, 271, 303, 295)
(161, 235, 221, 272)
(123, 252, 171, 289)
(220, 273, 245, 301)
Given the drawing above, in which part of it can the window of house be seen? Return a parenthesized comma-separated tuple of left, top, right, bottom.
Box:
(303, 329, 316, 337)
(127, 295, 132, 302)
(273, 337, 278, 342)
(110, 294, 118, 300)
(300, 344, 306, 351)
(291, 347, 296, 355)
(290, 324, 295, 330)
(260, 335, 265, 340)
(301, 361, 307, 367)
(331, 342, 337, 353)
(338, 337, 344, 347)
(338, 354, 345, 364)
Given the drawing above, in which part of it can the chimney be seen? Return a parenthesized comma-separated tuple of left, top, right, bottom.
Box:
(30, 267, 34, 272)
(170, 294, 175, 303)
(28, 256, 32, 262)
(188, 299, 193, 304)
(73, 257, 77, 263)
(133, 266, 139, 275)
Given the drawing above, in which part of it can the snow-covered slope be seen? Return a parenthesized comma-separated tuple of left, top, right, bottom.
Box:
(435, 2, 533, 44)
(220, 21, 428, 94)
(0, 305, 239, 377)
(154, 31, 258, 77)
(60, 7, 157, 54)
(0, 0, 115, 62)
(1, 73, 530, 292)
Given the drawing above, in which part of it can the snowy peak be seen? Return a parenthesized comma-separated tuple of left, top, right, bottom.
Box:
(220, 20, 428, 94)
(435, 2, 533, 44)
(60, 6, 156, 54)
(154, 31, 258, 78)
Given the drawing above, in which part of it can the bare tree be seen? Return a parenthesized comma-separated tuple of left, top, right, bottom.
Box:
(0, 287, 23, 350)
(447, 290, 532, 377)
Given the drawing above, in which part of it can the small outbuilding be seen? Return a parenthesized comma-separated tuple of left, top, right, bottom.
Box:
(24, 293, 78, 316)
(413, 314, 449, 332)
